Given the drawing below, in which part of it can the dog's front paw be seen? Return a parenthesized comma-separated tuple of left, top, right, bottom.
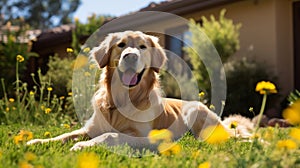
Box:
(26, 139, 49, 145)
(70, 141, 96, 151)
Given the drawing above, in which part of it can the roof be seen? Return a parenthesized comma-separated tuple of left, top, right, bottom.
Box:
(140, 0, 243, 15)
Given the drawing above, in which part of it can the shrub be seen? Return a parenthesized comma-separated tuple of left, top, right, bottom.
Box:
(0, 57, 74, 125)
(42, 54, 74, 97)
(223, 58, 278, 118)
(184, 9, 241, 112)
(0, 20, 38, 97)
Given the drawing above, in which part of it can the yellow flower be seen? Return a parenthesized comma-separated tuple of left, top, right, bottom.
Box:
(47, 87, 53, 92)
(276, 139, 298, 150)
(200, 124, 230, 144)
(44, 131, 51, 137)
(198, 161, 211, 168)
(199, 92, 205, 98)
(14, 130, 33, 144)
(24, 152, 36, 161)
(74, 55, 88, 70)
(209, 104, 215, 110)
(191, 150, 201, 159)
(68, 92, 73, 96)
(45, 108, 51, 114)
(5, 107, 9, 112)
(59, 96, 65, 100)
(74, 17, 79, 22)
(63, 124, 70, 129)
(76, 152, 99, 168)
(40, 105, 45, 110)
(229, 121, 238, 129)
(249, 107, 254, 112)
(66, 48, 74, 53)
(9, 98, 15, 103)
(255, 81, 277, 95)
(29, 91, 34, 96)
(89, 64, 96, 70)
(16, 55, 25, 62)
(18, 160, 34, 168)
(148, 129, 173, 144)
(283, 100, 300, 125)
(262, 127, 274, 140)
(84, 72, 91, 77)
(83, 47, 90, 53)
(290, 128, 300, 141)
(158, 142, 181, 156)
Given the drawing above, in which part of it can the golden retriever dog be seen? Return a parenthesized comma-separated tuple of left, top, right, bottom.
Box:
(27, 31, 252, 151)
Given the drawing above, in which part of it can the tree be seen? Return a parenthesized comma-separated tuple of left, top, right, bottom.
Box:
(185, 9, 241, 113)
(0, 0, 81, 29)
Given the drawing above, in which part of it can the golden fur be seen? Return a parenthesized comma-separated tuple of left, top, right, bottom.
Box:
(27, 31, 252, 151)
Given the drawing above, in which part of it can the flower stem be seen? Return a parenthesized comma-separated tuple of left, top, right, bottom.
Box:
(16, 61, 21, 113)
(254, 94, 267, 132)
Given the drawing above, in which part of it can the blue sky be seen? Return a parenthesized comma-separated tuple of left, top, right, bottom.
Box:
(74, 0, 165, 22)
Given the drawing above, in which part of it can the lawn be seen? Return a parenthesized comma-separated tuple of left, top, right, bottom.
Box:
(0, 124, 299, 168)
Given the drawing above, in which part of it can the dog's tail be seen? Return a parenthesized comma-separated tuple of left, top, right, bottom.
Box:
(222, 115, 254, 138)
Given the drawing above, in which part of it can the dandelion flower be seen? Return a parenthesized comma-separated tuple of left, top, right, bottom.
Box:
(14, 130, 33, 144)
(29, 91, 34, 96)
(229, 121, 238, 129)
(283, 100, 300, 125)
(9, 98, 15, 103)
(59, 96, 65, 100)
(148, 129, 173, 144)
(191, 150, 201, 159)
(18, 161, 33, 168)
(255, 81, 277, 95)
(83, 47, 90, 53)
(158, 142, 181, 156)
(199, 92, 205, 98)
(47, 87, 53, 92)
(66, 48, 74, 53)
(276, 139, 298, 150)
(45, 108, 51, 114)
(84, 72, 91, 77)
(77, 152, 99, 168)
(198, 161, 211, 168)
(209, 104, 215, 110)
(44, 131, 51, 137)
(68, 92, 73, 96)
(200, 124, 230, 144)
(5, 107, 9, 112)
(24, 152, 36, 161)
(289, 128, 300, 141)
(63, 124, 70, 129)
(16, 55, 25, 62)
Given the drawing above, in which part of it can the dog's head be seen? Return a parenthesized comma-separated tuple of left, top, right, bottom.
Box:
(91, 31, 167, 88)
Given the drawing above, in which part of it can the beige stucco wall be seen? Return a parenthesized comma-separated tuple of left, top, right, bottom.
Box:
(183, 0, 294, 95)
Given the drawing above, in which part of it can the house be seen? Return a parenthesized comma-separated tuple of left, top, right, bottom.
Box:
(20, 0, 298, 97)
(105, 0, 297, 97)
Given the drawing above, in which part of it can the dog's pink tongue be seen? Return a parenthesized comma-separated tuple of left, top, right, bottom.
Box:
(122, 70, 138, 86)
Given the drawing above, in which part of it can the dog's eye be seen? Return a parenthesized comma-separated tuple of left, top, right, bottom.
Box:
(117, 42, 126, 48)
(139, 45, 147, 49)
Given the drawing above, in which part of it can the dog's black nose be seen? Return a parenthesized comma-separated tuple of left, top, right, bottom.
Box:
(123, 53, 138, 64)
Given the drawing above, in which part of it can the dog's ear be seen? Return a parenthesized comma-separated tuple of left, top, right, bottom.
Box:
(148, 35, 167, 73)
(91, 33, 117, 68)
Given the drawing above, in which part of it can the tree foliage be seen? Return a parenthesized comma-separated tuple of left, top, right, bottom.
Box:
(0, 0, 81, 29)
(185, 9, 241, 97)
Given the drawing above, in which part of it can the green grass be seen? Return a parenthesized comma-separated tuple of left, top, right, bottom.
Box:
(0, 124, 300, 168)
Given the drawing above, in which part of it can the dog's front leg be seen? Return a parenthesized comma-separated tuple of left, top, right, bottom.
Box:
(27, 128, 89, 145)
(70, 132, 153, 151)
